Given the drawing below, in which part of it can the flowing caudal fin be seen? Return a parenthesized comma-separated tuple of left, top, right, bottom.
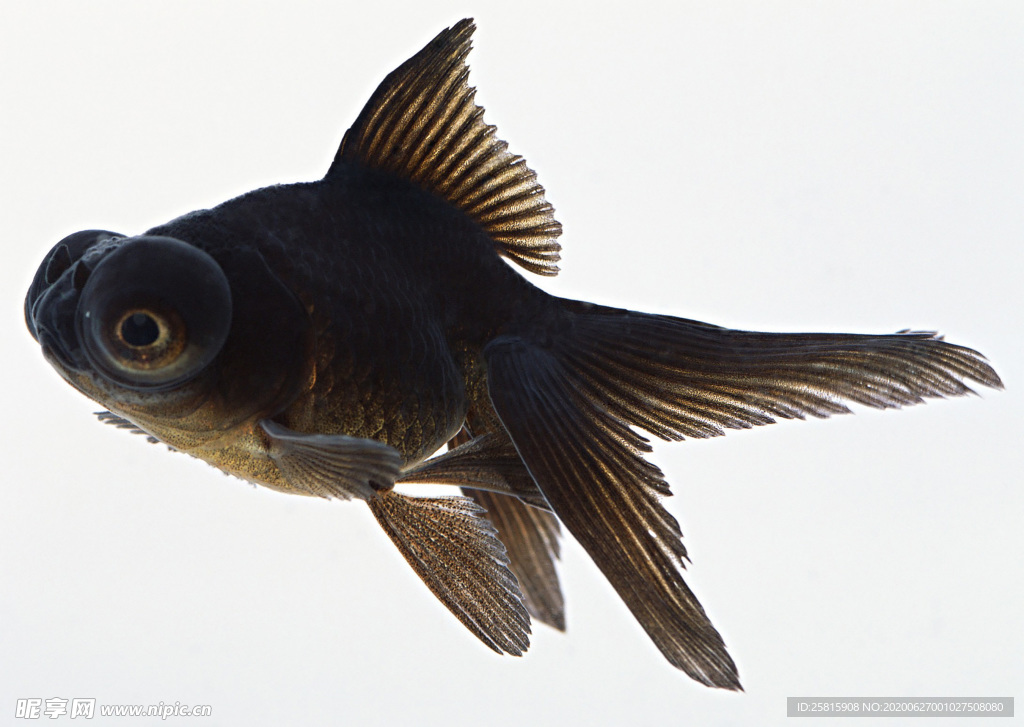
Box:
(485, 336, 741, 688)
(484, 300, 1001, 688)
(549, 301, 1002, 440)
(329, 18, 562, 275)
(368, 491, 531, 655)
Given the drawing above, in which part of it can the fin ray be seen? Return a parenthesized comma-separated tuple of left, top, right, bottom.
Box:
(483, 301, 1000, 685)
(398, 427, 564, 629)
(485, 336, 742, 688)
(261, 420, 402, 500)
(464, 489, 565, 631)
(331, 18, 562, 276)
(558, 301, 1003, 441)
(397, 431, 550, 510)
(369, 491, 531, 655)
(95, 411, 160, 444)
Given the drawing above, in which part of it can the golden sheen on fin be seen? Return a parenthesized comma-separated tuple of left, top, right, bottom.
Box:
(331, 19, 563, 276)
(481, 305, 1002, 688)
(444, 428, 565, 631)
(463, 488, 565, 632)
(369, 491, 532, 655)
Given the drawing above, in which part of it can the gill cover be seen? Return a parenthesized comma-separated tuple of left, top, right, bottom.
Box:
(78, 236, 232, 389)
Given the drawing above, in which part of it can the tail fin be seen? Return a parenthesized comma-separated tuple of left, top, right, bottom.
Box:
(549, 301, 1001, 439)
(483, 300, 1001, 688)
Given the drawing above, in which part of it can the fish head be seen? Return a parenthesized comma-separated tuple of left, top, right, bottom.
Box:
(25, 230, 311, 452)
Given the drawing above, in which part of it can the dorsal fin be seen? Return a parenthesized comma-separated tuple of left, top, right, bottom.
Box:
(329, 19, 563, 276)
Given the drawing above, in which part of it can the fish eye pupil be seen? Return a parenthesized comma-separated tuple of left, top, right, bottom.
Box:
(121, 312, 160, 347)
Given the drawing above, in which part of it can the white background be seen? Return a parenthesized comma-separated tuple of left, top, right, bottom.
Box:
(2, 2, 1020, 725)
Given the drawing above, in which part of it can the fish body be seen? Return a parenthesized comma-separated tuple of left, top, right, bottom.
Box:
(24, 20, 1002, 689)
(137, 167, 544, 476)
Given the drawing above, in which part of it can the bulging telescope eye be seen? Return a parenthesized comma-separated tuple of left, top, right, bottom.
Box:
(78, 236, 232, 389)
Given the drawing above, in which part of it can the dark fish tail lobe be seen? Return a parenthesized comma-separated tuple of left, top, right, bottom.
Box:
(328, 18, 563, 276)
(484, 300, 1002, 688)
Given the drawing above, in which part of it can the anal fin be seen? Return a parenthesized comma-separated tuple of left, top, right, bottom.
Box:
(259, 420, 530, 654)
(368, 491, 531, 656)
(400, 427, 565, 630)
(463, 488, 565, 632)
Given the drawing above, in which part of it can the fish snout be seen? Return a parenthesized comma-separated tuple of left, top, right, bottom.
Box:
(29, 269, 91, 374)
(25, 229, 124, 343)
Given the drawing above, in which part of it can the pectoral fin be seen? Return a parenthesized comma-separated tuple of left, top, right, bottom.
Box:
(260, 420, 403, 501)
(369, 490, 531, 656)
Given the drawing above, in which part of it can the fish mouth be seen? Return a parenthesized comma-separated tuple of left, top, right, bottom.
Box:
(25, 229, 125, 369)
(38, 330, 76, 372)
(28, 277, 89, 374)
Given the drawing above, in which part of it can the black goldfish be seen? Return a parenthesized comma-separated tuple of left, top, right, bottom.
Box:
(23, 19, 1002, 690)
